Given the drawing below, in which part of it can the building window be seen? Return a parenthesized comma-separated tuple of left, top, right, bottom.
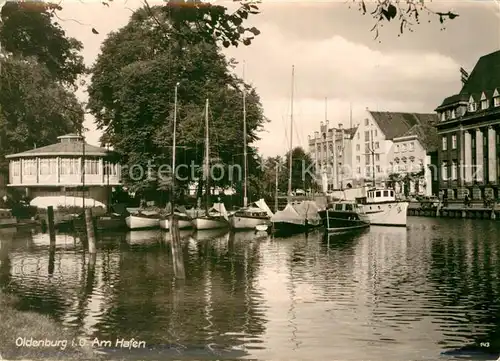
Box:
(441, 112, 446, 122)
(395, 144, 400, 153)
(356, 156, 360, 163)
(365, 156, 370, 165)
(22, 158, 36, 176)
(442, 136, 447, 151)
(494, 97, 500, 107)
(365, 119, 369, 126)
(375, 154, 380, 161)
(451, 160, 458, 180)
(365, 131, 370, 141)
(481, 99, 489, 110)
(410, 142, 415, 151)
(357, 132, 360, 139)
(11, 161, 20, 176)
(376, 165, 381, 173)
(402, 144, 407, 152)
(356, 144, 360, 151)
(356, 167, 361, 174)
(469, 101, 477, 112)
(40, 159, 50, 175)
(375, 142, 379, 149)
(85, 159, 99, 175)
(441, 161, 448, 180)
(452, 134, 457, 149)
(450, 109, 456, 119)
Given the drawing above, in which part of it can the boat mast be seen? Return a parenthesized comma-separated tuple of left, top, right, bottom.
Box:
(172, 82, 179, 211)
(370, 122, 376, 187)
(204, 98, 210, 213)
(274, 159, 279, 212)
(242, 61, 248, 208)
(287, 65, 294, 196)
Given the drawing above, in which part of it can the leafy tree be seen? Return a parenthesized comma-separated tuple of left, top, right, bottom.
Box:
(278, 147, 317, 194)
(0, 1, 86, 187)
(0, 57, 84, 177)
(0, 0, 86, 86)
(91, 0, 261, 49)
(351, 0, 458, 39)
(88, 5, 267, 202)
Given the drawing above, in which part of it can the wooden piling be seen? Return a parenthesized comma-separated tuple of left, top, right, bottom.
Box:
(170, 215, 185, 279)
(84, 208, 96, 254)
(47, 206, 56, 247)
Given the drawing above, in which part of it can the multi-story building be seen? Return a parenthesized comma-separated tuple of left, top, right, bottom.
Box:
(351, 110, 438, 193)
(435, 50, 500, 201)
(5, 133, 121, 206)
(308, 120, 357, 192)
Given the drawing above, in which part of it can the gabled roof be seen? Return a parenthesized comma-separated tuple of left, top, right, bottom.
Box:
(437, 50, 500, 111)
(6, 140, 109, 158)
(399, 123, 439, 152)
(343, 126, 358, 139)
(460, 50, 500, 96)
(368, 111, 438, 142)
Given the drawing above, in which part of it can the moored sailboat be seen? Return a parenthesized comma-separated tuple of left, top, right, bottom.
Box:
(271, 200, 321, 235)
(159, 208, 193, 230)
(193, 202, 229, 230)
(192, 99, 230, 230)
(229, 199, 273, 230)
(125, 210, 160, 230)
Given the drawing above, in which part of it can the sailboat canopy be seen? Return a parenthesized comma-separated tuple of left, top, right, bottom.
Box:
(209, 202, 229, 220)
(291, 200, 321, 223)
(254, 198, 274, 217)
(271, 203, 305, 225)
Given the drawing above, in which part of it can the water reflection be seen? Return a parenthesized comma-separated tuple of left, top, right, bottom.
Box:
(1, 219, 500, 360)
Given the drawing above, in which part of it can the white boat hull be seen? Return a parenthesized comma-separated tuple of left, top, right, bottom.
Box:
(230, 215, 269, 230)
(125, 215, 160, 230)
(193, 217, 228, 230)
(361, 201, 409, 226)
(159, 218, 193, 230)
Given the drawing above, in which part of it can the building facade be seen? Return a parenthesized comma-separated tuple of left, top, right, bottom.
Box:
(352, 110, 438, 193)
(435, 50, 500, 200)
(6, 134, 121, 206)
(308, 121, 357, 192)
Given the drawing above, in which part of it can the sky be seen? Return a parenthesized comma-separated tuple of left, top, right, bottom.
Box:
(57, 0, 500, 157)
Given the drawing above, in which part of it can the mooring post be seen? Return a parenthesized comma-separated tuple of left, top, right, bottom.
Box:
(170, 215, 185, 279)
(84, 208, 96, 254)
(47, 206, 56, 247)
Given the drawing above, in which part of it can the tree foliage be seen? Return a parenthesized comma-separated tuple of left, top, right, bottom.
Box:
(352, 0, 459, 39)
(279, 147, 317, 193)
(0, 58, 84, 172)
(88, 5, 267, 200)
(0, 1, 86, 86)
(0, 1, 86, 179)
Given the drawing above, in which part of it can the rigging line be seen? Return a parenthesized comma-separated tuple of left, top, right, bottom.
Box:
(281, 115, 290, 152)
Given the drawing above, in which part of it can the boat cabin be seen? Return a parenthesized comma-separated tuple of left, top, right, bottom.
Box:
(356, 188, 396, 205)
(327, 201, 364, 213)
(234, 207, 269, 218)
(0, 208, 13, 218)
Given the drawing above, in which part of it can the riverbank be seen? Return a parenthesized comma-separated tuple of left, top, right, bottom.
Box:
(0, 291, 97, 360)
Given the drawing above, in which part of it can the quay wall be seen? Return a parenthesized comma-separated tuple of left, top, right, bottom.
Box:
(407, 202, 499, 220)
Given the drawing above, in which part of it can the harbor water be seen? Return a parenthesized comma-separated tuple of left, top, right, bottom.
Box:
(1, 217, 500, 360)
